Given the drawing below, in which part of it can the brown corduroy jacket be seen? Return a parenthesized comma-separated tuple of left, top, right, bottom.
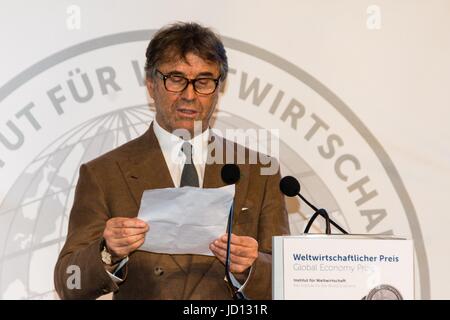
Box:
(54, 123, 289, 299)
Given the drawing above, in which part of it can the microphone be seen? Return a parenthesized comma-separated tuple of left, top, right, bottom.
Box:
(221, 163, 240, 185)
(279, 176, 348, 234)
(220, 164, 248, 300)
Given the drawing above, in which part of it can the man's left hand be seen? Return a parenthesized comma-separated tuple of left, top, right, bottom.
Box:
(209, 233, 258, 273)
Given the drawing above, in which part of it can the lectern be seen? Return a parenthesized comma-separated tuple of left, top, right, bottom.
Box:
(273, 234, 414, 300)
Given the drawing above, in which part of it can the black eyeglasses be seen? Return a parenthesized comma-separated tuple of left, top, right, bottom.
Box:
(155, 70, 220, 95)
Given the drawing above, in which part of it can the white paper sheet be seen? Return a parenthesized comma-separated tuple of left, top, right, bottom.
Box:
(137, 185, 234, 256)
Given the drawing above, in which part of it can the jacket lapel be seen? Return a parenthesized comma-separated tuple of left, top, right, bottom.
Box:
(117, 126, 174, 207)
(116, 124, 191, 274)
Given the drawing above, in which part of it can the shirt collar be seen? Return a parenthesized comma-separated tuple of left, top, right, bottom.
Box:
(153, 119, 209, 164)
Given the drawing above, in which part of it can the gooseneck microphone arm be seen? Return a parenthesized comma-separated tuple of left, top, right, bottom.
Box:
(297, 192, 318, 212)
(300, 191, 346, 234)
(304, 208, 332, 234)
(280, 176, 348, 234)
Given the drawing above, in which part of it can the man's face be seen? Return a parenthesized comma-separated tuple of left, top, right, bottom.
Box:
(146, 52, 222, 136)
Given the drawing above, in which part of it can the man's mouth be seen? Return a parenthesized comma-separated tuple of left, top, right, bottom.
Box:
(176, 108, 199, 118)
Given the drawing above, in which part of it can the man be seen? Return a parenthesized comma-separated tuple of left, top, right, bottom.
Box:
(54, 22, 289, 300)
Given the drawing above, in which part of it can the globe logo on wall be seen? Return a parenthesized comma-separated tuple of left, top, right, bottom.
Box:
(0, 31, 429, 299)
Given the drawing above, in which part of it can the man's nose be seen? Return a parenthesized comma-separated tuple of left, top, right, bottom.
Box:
(180, 82, 196, 100)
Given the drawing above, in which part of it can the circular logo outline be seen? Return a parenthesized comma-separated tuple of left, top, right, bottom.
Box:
(0, 29, 429, 298)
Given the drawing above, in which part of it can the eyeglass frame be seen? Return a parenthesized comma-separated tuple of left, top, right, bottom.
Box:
(155, 69, 221, 95)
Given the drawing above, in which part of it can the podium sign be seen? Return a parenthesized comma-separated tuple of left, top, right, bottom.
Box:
(273, 234, 414, 300)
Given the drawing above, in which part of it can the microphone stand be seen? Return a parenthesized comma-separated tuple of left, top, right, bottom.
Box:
(225, 201, 248, 300)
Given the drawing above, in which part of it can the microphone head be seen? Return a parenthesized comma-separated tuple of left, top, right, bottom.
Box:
(221, 164, 241, 185)
(279, 176, 301, 197)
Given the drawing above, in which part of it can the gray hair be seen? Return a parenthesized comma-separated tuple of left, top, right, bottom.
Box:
(145, 22, 228, 81)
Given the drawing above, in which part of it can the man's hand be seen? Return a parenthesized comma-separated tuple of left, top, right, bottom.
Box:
(209, 233, 258, 273)
(102, 217, 149, 260)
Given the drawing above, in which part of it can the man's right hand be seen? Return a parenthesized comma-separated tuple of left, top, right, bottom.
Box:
(103, 217, 149, 260)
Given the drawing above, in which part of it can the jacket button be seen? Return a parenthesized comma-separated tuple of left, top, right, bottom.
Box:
(154, 266, 164, 276)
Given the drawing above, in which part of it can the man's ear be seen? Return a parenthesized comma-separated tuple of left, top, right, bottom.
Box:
(146, 78, 155, 99)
